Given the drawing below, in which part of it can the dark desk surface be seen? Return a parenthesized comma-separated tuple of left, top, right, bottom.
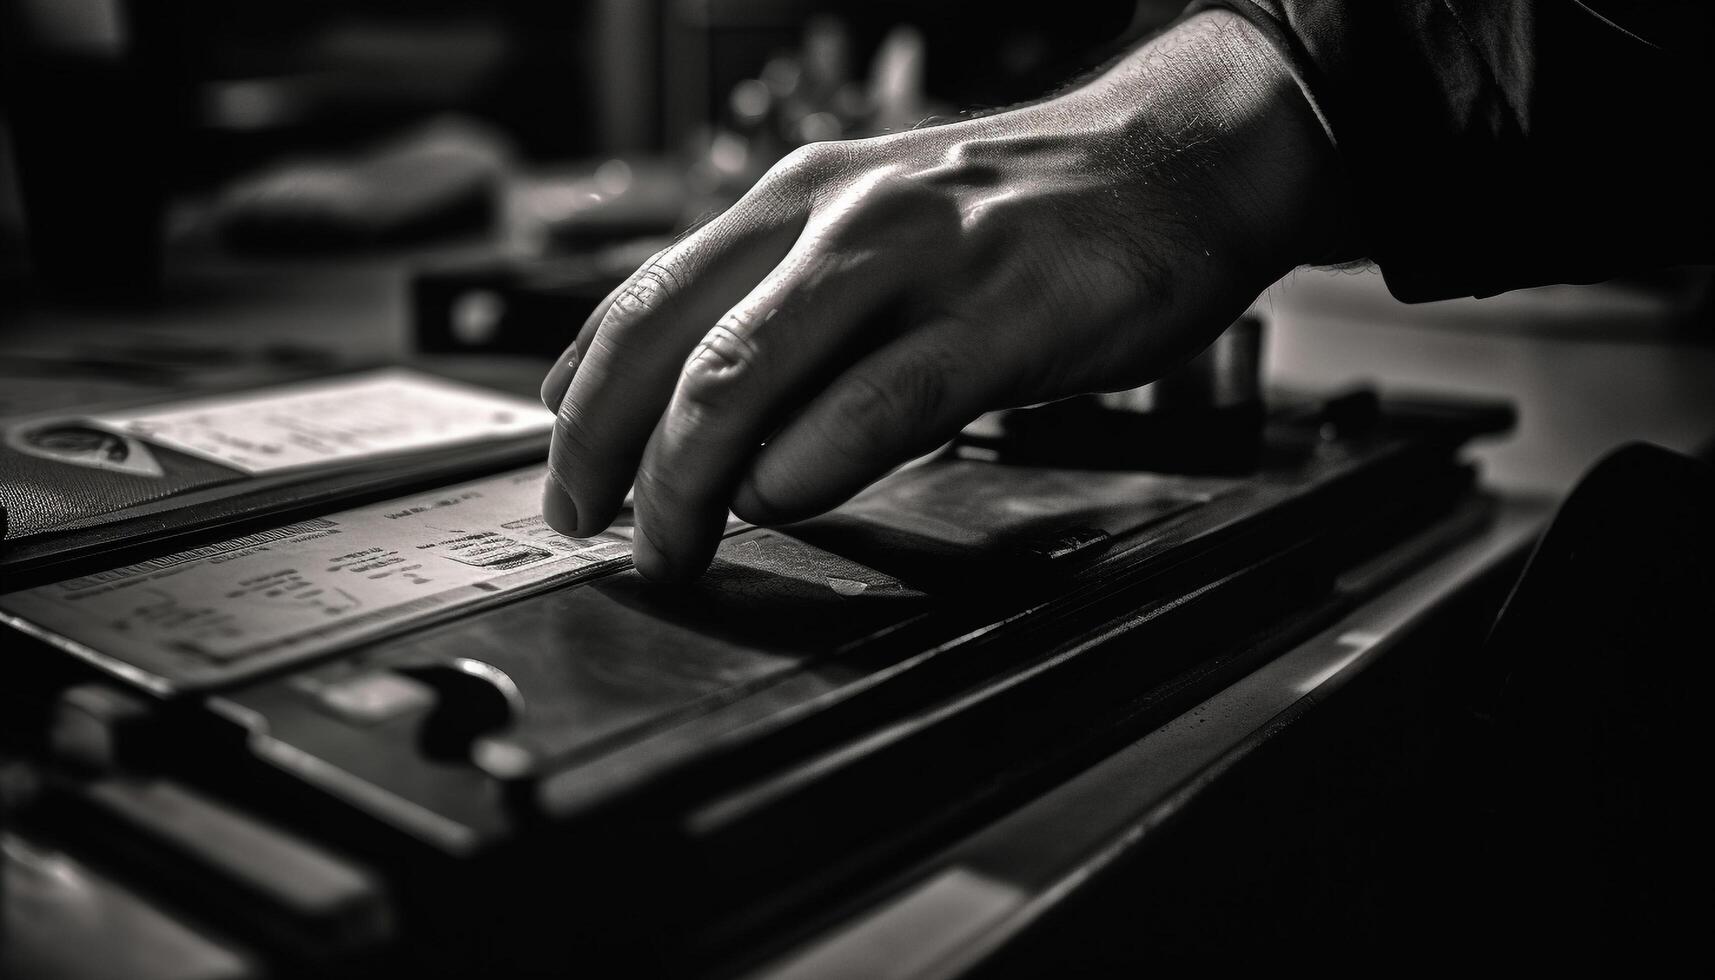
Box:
(743, 497, 1548, 980)
(0, 249, 1684, 978)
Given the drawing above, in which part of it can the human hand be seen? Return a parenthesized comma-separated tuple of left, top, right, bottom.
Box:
(541, 10, 1352, 580)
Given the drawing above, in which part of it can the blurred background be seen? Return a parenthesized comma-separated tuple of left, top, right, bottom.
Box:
(2, 0, 1712, 492)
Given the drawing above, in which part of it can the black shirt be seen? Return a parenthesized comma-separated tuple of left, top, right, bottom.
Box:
(1197, 1, 1714, 300)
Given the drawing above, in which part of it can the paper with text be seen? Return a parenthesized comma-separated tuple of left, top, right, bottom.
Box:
(1, 467, 624, 691)
(89, 369, 552, 474)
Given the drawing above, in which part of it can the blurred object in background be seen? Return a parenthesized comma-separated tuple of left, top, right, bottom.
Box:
(0, 0, 626, 308)
(509, 158, 688, 254)
(0, 0, 187, 304)
(410, 1, 1153, 359)
(867, 23, 934, 134)
(676, 16, 941, 211)
(214, 116, 512, 253)
(414, 239, 666, 358)
(1265, 265, 1715, 495)
(3, 831, 262, 980)
(0, 0, 1150, 312)
(409, 9, 964, 359)
(166, 0, 608, 177)
(660, 0, 1144, 154)
(657, 0, 1146, 209)
(958, 316, 1271, 475)
(510, 9, 981, 262)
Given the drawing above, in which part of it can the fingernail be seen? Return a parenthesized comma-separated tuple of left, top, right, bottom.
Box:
(541, 475, 580, 536)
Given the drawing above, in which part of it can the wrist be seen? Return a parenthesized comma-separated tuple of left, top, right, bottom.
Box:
(1076, 10, 1359, 281)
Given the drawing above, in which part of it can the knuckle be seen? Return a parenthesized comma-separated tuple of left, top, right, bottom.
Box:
(759, 141, 856, 210)
(937, 139, 1004, 185)
(934, 139, 973, 170)
(775, 141, 842, 181)
(611, 259, 682, 320)
(677, 322, 762, 409)
(699, 320, 764, 372)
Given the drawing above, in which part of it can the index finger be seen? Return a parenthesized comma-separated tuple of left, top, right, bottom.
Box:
(539, 212, 732, 411)
(542, 186, 809, 537)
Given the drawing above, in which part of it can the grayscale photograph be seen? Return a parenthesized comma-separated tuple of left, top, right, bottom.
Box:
(1, 1, 1710, 977)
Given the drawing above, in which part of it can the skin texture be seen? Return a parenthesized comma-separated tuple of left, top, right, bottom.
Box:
(540, 10, 1353, 581)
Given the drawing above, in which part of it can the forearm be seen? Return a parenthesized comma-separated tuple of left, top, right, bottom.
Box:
(1063, 8, 1357, 277)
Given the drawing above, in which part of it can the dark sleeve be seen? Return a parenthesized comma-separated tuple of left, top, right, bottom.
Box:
(1191, 1, 1715, 300)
